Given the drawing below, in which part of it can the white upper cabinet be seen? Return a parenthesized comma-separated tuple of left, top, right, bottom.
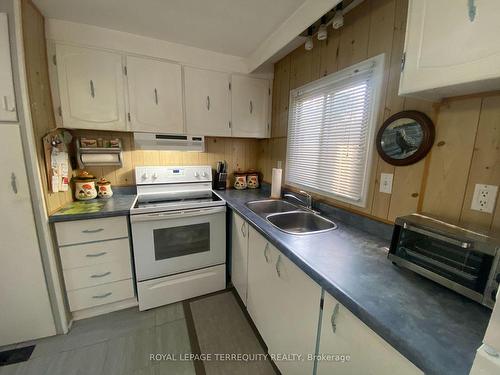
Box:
(317, 292, 422, 375)
(56, 45, 126, 130)
(231, 75, 270, 138)
(399, 0, 500, 100)
(127, 56, 183, 134)
(0, 13, 17, 122)
(184, 66, 230, 136)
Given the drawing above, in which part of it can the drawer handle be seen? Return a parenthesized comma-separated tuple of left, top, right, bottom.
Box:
(331, 303, 340, 333)
(240, 222, 246, 238)
(92, 292, 112, 299)
(91, 272, 111, 278)
(82, 228, 104, 234)
(86, 252, 107, 258)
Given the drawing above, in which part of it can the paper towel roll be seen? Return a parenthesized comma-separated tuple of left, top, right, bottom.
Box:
(270, 168, 282, 198)
(81, 153, 120, 164)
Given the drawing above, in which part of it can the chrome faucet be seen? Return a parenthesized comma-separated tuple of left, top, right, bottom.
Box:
(284, 190, 313, 210)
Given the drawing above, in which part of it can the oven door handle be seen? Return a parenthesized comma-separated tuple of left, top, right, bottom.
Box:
(403, 223, 473, 249)
(130, 206, 225, 223)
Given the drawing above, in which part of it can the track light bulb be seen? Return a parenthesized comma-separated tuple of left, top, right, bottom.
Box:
(332, 10, 344, 30)
(304, 36, 313, 51)
(317, 23, 327, 41)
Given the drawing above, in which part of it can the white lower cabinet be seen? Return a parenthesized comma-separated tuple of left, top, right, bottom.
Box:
(54, 216, 136, 318)
(247, 226, 321, 375)
(231, 212, 249, 305)
(232, 214, 421, 375)
(317, 292, 422, 375)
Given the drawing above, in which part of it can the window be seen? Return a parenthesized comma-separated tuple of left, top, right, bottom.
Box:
(285, 54, 385, 207)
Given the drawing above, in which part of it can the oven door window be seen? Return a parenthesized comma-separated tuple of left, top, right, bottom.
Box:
(395, 229, 494, 293)
(153, 223, 210, 260)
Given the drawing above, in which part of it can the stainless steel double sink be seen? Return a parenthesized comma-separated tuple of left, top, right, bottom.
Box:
(246, 199, 337, 235)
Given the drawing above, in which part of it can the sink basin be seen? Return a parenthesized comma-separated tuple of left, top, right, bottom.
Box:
(266, 211, 337, 235)
(246, 199, 299, 216)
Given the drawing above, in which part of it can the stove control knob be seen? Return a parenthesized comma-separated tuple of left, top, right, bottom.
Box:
(152, 172, 158, 180)
(202, 172, 208, 178)
(194, 172, 200, 178)
(141, 173, 148, 180)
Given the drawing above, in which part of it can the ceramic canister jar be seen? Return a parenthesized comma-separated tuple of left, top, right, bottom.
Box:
(96, 177, 113, 199)
(234, 171, 247, 190)
(246, 170, 260, 189)
(74, 171, 97, 200)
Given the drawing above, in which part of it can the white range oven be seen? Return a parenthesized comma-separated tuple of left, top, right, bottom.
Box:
(130, 166, 226, 310)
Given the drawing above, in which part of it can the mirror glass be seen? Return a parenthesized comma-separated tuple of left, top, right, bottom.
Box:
(379, 118, 424, 160)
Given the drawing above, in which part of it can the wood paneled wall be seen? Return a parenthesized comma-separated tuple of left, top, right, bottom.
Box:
(22, 0, 73, 214)
(259, 0, 500, 231)
(70, 131, 259, 193)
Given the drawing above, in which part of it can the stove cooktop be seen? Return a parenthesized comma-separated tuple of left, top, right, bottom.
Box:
(131, 192, 225, 215)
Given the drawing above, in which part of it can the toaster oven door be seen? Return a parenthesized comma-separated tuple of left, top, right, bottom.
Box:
(390, 227, 494, 298)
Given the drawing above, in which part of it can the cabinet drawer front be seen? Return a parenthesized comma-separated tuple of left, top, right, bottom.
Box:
(67, 279, 134, 312)
(137, 264, 225, 311)
(60, 238, 130, 269)
(55, 216, 128, 246)
(63, 260, 132, 291)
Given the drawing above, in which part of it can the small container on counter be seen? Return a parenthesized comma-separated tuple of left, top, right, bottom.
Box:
(246, 170, 260, 189)
(73, 171, 97, 200)
(234, 171, 247, 190)
(96, 177, 113, 199)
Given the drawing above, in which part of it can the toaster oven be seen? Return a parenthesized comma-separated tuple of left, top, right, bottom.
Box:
(389, 214, 500, 308)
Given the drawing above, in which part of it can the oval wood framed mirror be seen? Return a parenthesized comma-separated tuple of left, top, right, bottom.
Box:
(376, 110, 435, 166)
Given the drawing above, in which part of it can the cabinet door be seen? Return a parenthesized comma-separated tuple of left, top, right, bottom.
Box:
(56, 45, 126, 130)
(185, 67, 231, 136)
(0, 13, 17, 122)
(400, 0, 500, 99)
(247, 226, 321, 375)
(0, 125, 55, 345)
(247, 226, 278, 347)
(317, 292, 422, 375)
(127, 56, 183, 134)
(267, 247, 321, 375)
(231, 212, 249, 305)
(231, 75, 270, 138)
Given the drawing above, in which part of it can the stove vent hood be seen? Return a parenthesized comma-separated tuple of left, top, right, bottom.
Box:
(134, 133, 205, 152)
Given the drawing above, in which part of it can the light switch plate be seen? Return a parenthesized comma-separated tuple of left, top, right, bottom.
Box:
(380, 173, 393, 194)
(471, 184, 498, 213)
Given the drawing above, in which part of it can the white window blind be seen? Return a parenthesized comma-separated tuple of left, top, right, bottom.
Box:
(286, 55, 384, 207)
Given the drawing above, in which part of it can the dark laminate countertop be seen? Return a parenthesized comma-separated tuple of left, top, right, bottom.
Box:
(216, 188, 491, 375)
(49, 188, 137, 223)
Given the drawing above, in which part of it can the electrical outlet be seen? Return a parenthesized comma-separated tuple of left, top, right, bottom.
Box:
(379, 173, 393, 194)
(471, 184, 498, 213)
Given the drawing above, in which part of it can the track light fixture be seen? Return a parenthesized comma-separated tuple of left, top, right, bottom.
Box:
(332, 4, 344, 30)
(317, 17, 327, 41)
(304, 27, 313, 51)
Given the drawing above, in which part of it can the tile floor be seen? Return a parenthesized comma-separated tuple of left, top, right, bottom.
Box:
(0, 302, 194, 375)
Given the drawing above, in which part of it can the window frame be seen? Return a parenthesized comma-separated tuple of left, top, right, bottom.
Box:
(285, 54, 385, 207)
